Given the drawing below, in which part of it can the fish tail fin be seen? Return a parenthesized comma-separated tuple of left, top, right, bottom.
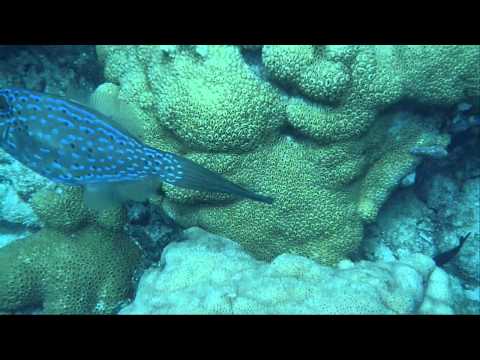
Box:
(164, 153, 274, 205)
(459, 232, 471, 247)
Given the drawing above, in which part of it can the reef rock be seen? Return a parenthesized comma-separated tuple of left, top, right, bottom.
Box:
(0, 151, 47, 248)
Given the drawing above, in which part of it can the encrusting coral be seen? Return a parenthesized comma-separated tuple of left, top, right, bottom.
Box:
(96, 45, 479, 265)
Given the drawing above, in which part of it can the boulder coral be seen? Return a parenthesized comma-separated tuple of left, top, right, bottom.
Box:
(96, 45, 479, 265)
(0, 186, 141, 314)
(120, 227, 467, 315)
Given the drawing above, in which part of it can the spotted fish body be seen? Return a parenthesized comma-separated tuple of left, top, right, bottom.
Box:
(0, 88, 273, 204)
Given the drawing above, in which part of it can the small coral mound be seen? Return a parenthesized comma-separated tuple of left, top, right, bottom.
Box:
(0, 186, 141, 314)
(121, 228, 465, 315)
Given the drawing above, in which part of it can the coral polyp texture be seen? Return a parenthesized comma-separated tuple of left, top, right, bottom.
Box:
(0, 186, 141, 314)
(97, 45, 480, 265)
(121, 227, 468, 315)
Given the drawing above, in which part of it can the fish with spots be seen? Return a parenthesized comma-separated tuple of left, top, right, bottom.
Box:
(0, 87, 274, 204)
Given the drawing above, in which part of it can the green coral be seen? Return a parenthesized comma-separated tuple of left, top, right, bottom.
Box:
(163, 138, 363, 264)
(273, 46, 405, 145)
(263, 45, 353, 104)
(393, 45, 480, 104)
(148, 45, 285, 153)
(356, 112, 451, 222)
(98, 45, 286, 153)
(31, 186, 90, 232)
(0, 186, 140, 314)
(97, 45, 478, 266)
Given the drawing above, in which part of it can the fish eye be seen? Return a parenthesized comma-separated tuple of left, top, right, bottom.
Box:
(0, 95, 10, 115)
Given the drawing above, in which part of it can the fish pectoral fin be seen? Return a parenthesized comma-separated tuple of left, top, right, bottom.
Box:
(83, 178, 161, 211)
(83, 184, 120, 211)
(113, 177, 161, 202)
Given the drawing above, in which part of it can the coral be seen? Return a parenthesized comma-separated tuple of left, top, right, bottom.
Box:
(0, 185, 141, 314)
(97, 45, 478, 265)
(162, 138, 363, 264)
(418, 267, 456, 314)
(356, 111, 450, 222)
(263, 45, 353, 104)
(97, 45, 286, 153)
(121, 227, 467, 314)
(0, 45, 104, 251)
(31, 186, 90, 232)
(0, 45, 151, 314)
(0, 226, 140, 314)
(0, 184, 39, 228)
(393, 45, 480, 104)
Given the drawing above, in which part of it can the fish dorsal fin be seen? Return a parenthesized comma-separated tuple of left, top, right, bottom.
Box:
(89, 83, 145, 141)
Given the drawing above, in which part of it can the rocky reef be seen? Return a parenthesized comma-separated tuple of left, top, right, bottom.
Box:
(0, 45, 478, 314)
(0, 151, 46, 249)
(362, 115, 480, 313)
(0, 45, 102, 96)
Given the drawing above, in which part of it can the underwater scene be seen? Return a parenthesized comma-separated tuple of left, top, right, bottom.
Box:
(0, 45, 478, 315)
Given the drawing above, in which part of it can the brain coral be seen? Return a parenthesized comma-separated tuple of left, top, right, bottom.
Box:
(97, 45, 479, 265)
(0, 185, 141, 314)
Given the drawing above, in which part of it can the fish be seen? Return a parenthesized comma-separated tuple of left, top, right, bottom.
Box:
(433, 232, 471, 267)
(410, 145, 448, 159)
(0, 87, 274, 205)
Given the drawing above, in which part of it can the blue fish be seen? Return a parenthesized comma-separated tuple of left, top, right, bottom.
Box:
(0, 88, 273, 204)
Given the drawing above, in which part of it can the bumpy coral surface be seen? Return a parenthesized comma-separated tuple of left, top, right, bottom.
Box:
(121, 227, 467, 315)
(97, 45, 479, 265)
(0, 186, 141, 314)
